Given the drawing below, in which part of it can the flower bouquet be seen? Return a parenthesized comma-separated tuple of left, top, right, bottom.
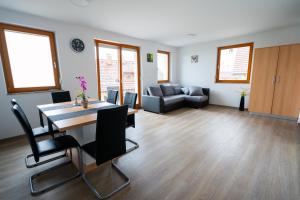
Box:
(76, 76, 88, 108)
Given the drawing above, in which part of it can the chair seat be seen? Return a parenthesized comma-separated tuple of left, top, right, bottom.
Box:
(37, 135, 80, 157)
(32, 126, 60, 137)
(81, 141, 96, 159)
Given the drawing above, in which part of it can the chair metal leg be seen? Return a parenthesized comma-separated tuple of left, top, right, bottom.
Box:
(80, 158, 130, 199)
(25, 152, 67, 168)
(125, 138, 139, 153)
(30, 147, 81, 195)
(125, 115, 138, 153)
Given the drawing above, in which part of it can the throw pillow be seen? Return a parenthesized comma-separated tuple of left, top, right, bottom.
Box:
(148, 86, 163, 97)
(189, 86, 204, 96)
(181, 87, 189, 95)
(160, 85, 175, 96)
(173, 84, 182, 95)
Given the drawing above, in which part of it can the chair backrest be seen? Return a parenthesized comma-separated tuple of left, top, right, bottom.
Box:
(51, 91, 71, 103)
(95, 105, 128, 165)
(11, 105, 39, 162)
(107, 90, 118, 104)
(123, 92, 137, 109)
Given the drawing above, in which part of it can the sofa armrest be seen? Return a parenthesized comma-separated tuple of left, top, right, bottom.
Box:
(142, 95, 163, 113)
(202, 88, 210, 101)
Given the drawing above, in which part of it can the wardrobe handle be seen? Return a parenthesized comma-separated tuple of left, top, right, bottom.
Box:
(272, 76, 276, 84)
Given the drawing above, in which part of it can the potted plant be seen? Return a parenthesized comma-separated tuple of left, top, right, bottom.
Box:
(76, 76, 88, 109)
(239, 88, 248, 111)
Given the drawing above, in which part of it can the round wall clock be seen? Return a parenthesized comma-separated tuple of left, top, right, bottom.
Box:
(71, 38, 85, 53)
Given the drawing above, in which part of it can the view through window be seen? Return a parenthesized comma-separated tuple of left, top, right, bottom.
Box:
(98, 44, 120, 101)
(157, 50, 170, 83)
(96, 40, 141, 106)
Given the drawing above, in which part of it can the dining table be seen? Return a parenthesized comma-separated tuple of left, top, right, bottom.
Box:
(36, 98, 138, 170)
(37, 98, 137, 132)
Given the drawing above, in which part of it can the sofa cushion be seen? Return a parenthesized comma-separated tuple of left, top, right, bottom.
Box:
(189, 86, 204, 96)
(163, 95, 186, 106)
(148, 86, 163, 97)
(181, 87, 189, 95)
(160, 85, 175, 96)
(173, 84, 182, 95)
(185, 95, 208, 103)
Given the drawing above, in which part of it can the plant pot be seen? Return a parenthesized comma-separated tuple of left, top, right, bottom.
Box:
(239, 96, 245, 111)
(82, 99, 88, 109)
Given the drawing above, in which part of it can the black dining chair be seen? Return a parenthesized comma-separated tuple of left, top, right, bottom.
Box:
(124, 92, 137, 127)
(80, 105, 130, 199)
(11, 104, 81, 195)
(10, 99, 65, 168)
(51, 91, 71, 103)
(50, 92, 70, 131)
(49, 92, 71, 132)
(11, 99, 59, 138)
(123, 92, 139, 153)
(123, 92, 137, 109)
(106, 90, 118, 104)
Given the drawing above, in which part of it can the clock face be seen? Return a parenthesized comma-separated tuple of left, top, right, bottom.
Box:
(71, 38, 85, 52)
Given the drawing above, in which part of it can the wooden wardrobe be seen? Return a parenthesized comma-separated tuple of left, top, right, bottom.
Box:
(249, 44, 300, 118)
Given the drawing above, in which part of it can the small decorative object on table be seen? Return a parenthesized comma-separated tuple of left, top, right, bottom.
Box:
(239, 88, 249, 111)
(76, 76, 88, 109)
(74, 97, 80, 106)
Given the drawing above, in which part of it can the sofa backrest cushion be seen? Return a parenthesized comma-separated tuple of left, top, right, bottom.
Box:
(160, 85, 175, 96)
(189, 86, 204, 96)
(173, 84, 182, 95)
(148, 86, 163, 97)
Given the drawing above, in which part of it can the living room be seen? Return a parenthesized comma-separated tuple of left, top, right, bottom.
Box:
(0, 1, 300, 200)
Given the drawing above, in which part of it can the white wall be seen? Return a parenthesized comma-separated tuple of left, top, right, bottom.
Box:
(0, 8, 178, 139)
(177, 25, 300, 108)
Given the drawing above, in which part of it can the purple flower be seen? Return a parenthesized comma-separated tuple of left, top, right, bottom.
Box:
(76, 76, 88, 92)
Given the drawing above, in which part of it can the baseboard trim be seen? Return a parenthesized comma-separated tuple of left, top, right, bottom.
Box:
(208, 104, 248, 111)
(0, 134, 25, 144)
(249, 112, 297, 121)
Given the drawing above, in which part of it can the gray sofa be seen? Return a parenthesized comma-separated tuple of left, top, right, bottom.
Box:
(142, 84, 209, 113)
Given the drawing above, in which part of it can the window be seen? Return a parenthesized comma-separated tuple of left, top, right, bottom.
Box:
(0, 23, 61, 93)
(216, 42, 253, 83)
(157, 50, 170, 83)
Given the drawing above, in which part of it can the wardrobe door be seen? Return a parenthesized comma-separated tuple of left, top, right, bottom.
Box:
(249, 47, 279, 113)
(272, 44, 300, 118)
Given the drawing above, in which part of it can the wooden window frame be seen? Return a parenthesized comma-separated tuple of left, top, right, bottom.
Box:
(0, 23, 61, 93)
(95, 39, 141, 108)
(215, 42, 254, 84)
(157, 50, 170, 83)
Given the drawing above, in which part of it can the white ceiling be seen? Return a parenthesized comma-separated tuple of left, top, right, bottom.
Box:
(0, 0, 300, 47)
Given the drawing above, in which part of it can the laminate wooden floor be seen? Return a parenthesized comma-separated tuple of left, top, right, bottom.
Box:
(0, 106, 299, 200)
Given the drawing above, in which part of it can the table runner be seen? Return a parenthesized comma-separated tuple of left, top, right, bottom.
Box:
(39, 100, 102, 112)
(48, 104, 118, 122)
